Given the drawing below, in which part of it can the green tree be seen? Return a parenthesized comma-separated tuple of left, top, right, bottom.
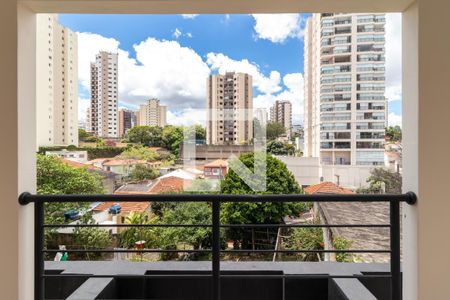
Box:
(127, 164, 160, 182)
(266, 122, 285, 140)
(193, 124, 206, 142)
(283, 222, 324, 261)
(283, 221, 352, 262)
(156, 202, 223, 261)
(267, 140, 295, 156)
(119, 212, 159, 249)
(357, 167, 402, 194)
(127, 125, 163, 146)
(78, 129, 89, 142)
(119, 146, 160, 161)
(73, 227, 112, 260)
(37, 154, 105, 224)
(161, 125, 184, 155)
(385, 126, 402, 142)
(220, 153, 306, 249)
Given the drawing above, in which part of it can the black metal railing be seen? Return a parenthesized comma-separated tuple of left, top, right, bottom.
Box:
(19, 192, 417, 300)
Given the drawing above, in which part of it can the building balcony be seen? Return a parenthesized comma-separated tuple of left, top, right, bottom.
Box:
(19, 192, 416, 300)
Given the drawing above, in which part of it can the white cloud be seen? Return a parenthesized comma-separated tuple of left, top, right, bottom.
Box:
(254, 73, 304, 124)
(385, 13, 402, 102)
(167, 108, 206, 126)
(388, 112, 402, 127)
(181, 14, 199, 19)
(186, 32, 193, 38)
(77, 33, 211, 112)
(76, 32, 302, 127)
(251, 14, 305, 43)
(77, 32, 120, 89)
(206, 52, 282, 94)
(173, 28, 182, 39)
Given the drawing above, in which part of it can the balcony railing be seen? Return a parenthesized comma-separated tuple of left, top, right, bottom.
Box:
(19, 192, 417, 300)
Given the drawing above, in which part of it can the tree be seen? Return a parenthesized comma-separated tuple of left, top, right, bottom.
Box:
(161, 125, 184, 156)
(119, 146, 160, 161)
(266, 122, 285, 140)
(127, 126, 163, 146)
(78, 129, 89, 141)
(73, 227, 112, 260)
(156, 202, 224, 260)
(37, 154, 108, 260)
(220, 153, 307, 249)
(283, 220, 352, 262)
(119, 212, 159, 249)
(267, 140, 295, 156)
(357, 167, 402, 194)
(193, 124, 206, 143)
(37, 155, 105, 224)
(127, 164, 160, 182)
(386, 126, 402, 142)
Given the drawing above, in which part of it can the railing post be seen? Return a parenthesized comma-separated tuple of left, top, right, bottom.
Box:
(212, 199, 221, 300)
(390, 199, 401, 300)
(35, 201, 45, 300)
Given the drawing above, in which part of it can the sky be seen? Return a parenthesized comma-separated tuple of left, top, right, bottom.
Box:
(59, 13, 402, 127)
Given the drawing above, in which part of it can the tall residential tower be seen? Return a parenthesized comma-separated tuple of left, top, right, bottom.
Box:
(89, 51, 119, 138)
(138, 99, 167, 127)
(118, 109, 137, 137)
(206, 72, 253, 145)
(304, 13, 387, 166)
(270, 100, 292, 138)
(36, 14, 78, 146)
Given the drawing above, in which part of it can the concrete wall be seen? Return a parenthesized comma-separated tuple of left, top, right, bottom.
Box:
(276, 156, 320, 186)
(277, 156, 373, 189)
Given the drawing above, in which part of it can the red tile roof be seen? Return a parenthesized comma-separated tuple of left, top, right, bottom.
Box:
(148, 176, 192, 194)
(304, 182, 354, 195)
(92, 201, 150, 214)
(204, 159, 228, 168)
(60, 158, 102, 171)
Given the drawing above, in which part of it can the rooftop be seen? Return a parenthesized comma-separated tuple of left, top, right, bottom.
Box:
(304, 182, 354, 195)
(92, 201, 150, 214)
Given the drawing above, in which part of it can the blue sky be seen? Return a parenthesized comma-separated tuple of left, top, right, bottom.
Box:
(59, 13, 402, 126)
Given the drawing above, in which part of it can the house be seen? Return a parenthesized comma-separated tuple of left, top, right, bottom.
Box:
(115, 176, 192, 195)
(86, 158, 162, 177)
(385, 143, 402, 173)
(46, 149, 88, 163)
(203, 159, 228, 179)
(306, 182, 390, 263)
(59, 159, 118, 193)
(91, 201, 151, 234)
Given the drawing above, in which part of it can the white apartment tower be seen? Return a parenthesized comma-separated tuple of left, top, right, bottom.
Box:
(206, 72, 253, 145)
(304, 13, 387, 166)
(89, 51, 119, 138)
(270, 100, 292, 137)
(139, 99, 167, 127)
(36, 14, 78, 146)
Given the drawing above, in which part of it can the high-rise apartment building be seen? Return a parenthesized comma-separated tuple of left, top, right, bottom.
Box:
(206, 72, 253, 145)
(270, 100, 292, 137)
(304, 13, 387, 166)
(118, 109, 137, 137)
(36, 14, 78, 146)
(89, 51, 119, 138)
(138, 99, 167, 127)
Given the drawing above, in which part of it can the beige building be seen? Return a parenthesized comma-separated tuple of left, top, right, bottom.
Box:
(36, 14, 78, 146)
(270, 100, 292, 137)
(89, 51, 119, 138)
(304, 13, 387, 166)
(206, 72, 253, 145)
(138, 98, 166, 127)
